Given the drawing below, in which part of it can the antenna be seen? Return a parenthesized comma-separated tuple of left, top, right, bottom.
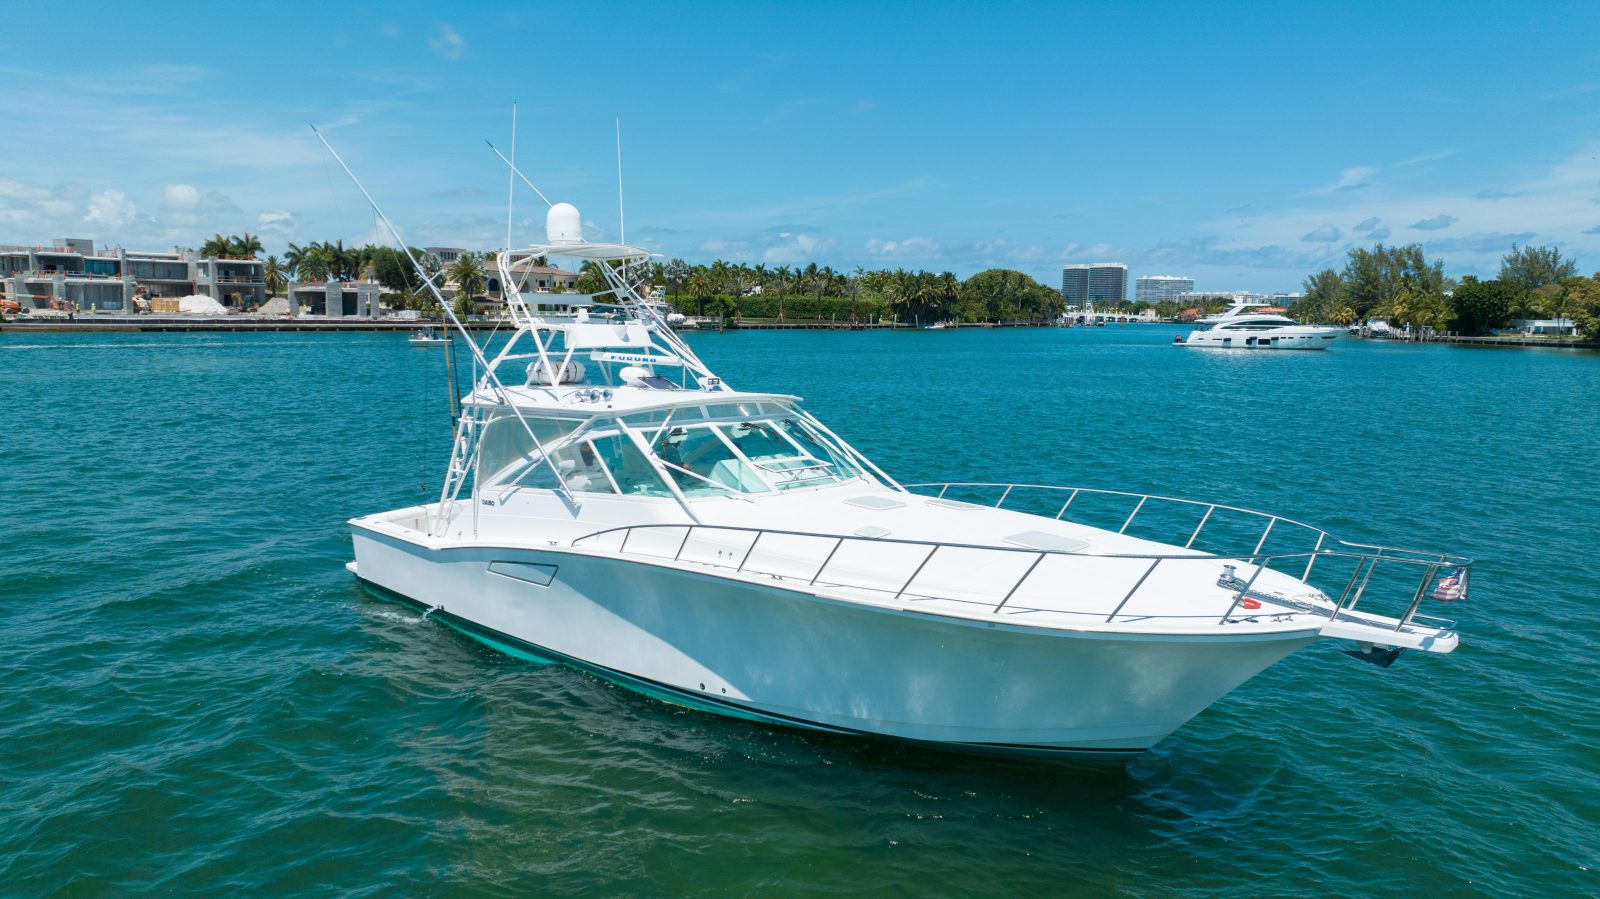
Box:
(486, 141, 553, 207)
(505, 102, 517, 256)
(615, 118, 625, 246)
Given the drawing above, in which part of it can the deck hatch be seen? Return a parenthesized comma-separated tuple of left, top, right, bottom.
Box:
(1003, 531, 1090, 553)
(844, 496, 906, 510)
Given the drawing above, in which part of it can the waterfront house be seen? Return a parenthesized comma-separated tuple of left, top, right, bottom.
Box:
(286, 279, 382, 318)
(1505, 318, 1579, 337)
(0, 238, 266, 313)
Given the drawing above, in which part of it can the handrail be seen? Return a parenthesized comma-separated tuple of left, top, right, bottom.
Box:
(568, 515, 1468, 630)
(570, 522, 1458, 569)
(905, 482, 1471, 568)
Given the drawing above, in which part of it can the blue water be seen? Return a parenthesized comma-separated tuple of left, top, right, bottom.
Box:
(2, 326, 1596, 893)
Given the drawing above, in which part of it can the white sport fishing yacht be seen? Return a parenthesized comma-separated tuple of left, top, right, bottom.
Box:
(345, 198, 1468, 758)
(1176, 300, 1343, 350)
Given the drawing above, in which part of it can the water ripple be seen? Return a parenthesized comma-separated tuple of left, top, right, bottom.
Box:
(1, 328, 1596, 893)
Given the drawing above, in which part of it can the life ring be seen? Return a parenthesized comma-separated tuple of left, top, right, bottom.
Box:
(1238, 596, 1261, 610)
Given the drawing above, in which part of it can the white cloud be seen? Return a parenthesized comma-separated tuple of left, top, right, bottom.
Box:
(865, 236, 941, 258)
(430, 24, 465, 60)
(164, 183, 200, 209)
(761, 230, 835, 264)
(1302, 224, 1342, 242)
(257, 210, 297, 242)
(158, 184, 241, 230)
(84, 190, 135, 228)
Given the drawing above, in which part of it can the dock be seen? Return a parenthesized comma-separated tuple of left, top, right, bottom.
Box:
(1355, 332, 1598, 349)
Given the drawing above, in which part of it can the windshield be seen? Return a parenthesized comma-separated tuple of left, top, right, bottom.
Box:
(474, 402, 870, 502)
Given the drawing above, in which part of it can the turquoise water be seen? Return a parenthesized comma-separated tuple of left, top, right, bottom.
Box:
(3, 326, 1596, 894)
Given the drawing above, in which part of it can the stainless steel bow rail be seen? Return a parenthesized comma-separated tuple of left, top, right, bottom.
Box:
(568, 483, 1470, 632)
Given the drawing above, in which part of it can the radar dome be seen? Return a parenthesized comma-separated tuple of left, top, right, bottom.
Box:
(546, 203, 582, 244)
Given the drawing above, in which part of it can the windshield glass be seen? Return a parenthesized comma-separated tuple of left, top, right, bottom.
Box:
(658, 425, 768, 496)
(473, 402, 871, 502)
(477, 413, 587, 487)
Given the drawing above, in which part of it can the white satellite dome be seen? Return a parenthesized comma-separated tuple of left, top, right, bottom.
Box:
(546, 202, 583, 244)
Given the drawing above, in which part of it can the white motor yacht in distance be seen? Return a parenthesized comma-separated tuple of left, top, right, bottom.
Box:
(347, 202, 1467, 759)
(1176, 300, 1343, 349)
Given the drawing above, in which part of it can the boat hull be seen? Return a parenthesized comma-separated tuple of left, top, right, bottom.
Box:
(350, 527, 1319, 756)
(1177, 330, 1340, 350)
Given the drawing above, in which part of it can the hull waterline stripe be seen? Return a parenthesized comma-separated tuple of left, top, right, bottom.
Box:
(354, 578, 1147, 757)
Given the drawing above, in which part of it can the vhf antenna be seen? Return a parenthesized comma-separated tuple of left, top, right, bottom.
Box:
(505, 102, 517, 256)
(616, 118, 626, 246)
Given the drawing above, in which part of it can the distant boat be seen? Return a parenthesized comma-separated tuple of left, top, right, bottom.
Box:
(1175, 300, 1341, 350)
(408, 326, 448, 347)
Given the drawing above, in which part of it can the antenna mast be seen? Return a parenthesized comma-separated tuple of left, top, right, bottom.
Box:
(616, 118, 625, 246)
(505, 102, 517, 257)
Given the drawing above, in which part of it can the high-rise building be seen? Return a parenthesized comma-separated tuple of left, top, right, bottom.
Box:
(1135, 275, 1193, 304)
(1061, 263, 1128, 308)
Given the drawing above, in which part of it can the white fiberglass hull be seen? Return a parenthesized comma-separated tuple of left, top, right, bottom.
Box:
(1178, 328, 1341, 350)
(350, 526, 1318, 756)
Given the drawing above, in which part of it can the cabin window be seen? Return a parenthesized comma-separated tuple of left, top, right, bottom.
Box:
(770, 418, 862, 481)
(657, 426, 769, 496)
(589, 433, 673, 497)
(552, 440, 616, 494)
(477, 414, 587, 487)
(726, 420, 847, 490)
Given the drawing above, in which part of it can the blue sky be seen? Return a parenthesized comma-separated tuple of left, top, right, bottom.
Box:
(3, 0, 1599, 290)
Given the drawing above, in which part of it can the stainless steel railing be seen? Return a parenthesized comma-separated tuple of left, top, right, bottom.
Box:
(568, 484, 1469, 631)
(909, 482, 1469, 571)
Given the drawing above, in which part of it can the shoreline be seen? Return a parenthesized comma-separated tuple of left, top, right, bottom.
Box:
(2, 317, 1594, 348)
(0, 316, 1063, 333)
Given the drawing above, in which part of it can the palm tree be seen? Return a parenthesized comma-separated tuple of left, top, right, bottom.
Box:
(684, 271, 711, 315)
(263, 256, 285, 296)
(448, 252, 486, 302)
(282, 243, 307, 280)
(200, 233, 231, 258)
(232, 233, 263, 259)
(323, 240, 353, 281)
(297, 245, 331, 283)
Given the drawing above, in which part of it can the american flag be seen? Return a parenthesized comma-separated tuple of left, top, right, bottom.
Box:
(1431, 567, 1467, 601)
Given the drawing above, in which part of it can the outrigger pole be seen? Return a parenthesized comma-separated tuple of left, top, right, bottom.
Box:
(309, 125, 579, 510)
(486, 141, 553, 207)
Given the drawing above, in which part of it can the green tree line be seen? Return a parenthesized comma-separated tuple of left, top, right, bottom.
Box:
(650, 259, 1062, 324)
(1289, 242, 1598, 337)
